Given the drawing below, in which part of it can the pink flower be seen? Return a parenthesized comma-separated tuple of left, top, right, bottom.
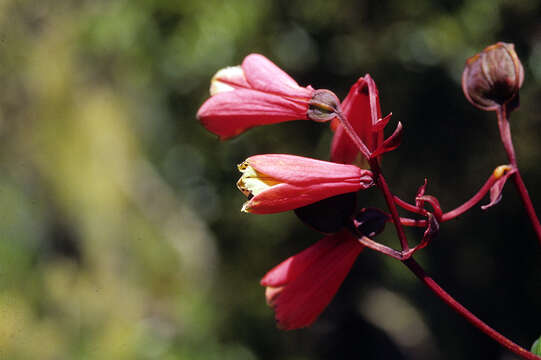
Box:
(261, 230, 364, 330)
(197, 54, 340, 139)
(237, 154, 373, 214)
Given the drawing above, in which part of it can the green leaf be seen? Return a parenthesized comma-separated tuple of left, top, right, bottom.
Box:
(531, 336, 541, 355)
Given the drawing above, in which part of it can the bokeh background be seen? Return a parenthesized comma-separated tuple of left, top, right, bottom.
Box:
(0, 0, 540, 359)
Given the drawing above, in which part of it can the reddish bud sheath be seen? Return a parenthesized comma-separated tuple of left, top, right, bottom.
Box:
(462, 42, 524, 111)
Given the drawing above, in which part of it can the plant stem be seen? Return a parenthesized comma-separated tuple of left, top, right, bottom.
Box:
(371, 160, 538, 359)
(497, 106, 541, 246)
(356, 234, 404, 260)
(394, 195, 427, 215)
(370, 160, 409, 252)
(395, 173, 499, 227)
(404, 258, 541, 360)
(336, 80, 541, 360)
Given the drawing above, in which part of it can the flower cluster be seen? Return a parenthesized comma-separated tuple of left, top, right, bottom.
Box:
(197, 54, 397, 329)
(195, 44, 541, 360)
(195, 47, 522, 331)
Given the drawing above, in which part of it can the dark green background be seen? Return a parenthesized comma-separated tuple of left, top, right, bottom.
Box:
(0, 0, 540, 359)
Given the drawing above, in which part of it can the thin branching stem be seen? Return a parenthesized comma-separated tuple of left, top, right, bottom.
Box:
(497, 105, 541, 246)
(369, 160, 410, 252)
(404, 258, 541, 360)
(377, 166, 538, 359)
(338, 107, 539, 360)
(395, 173, 498, 227)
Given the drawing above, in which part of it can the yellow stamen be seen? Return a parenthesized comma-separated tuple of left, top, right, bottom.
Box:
(236, 162, 282, 212)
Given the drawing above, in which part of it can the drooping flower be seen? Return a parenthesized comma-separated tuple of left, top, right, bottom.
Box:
(261, 230, 364, 330)
(330, 75, 400, 164)
(236, 154, 374, 214)
(197, 54, 340, 139)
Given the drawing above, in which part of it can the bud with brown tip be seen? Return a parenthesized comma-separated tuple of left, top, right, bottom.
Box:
(462, 42, 524, 111)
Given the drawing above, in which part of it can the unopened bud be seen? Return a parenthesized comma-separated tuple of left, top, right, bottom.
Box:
(462, 42, 524, 111)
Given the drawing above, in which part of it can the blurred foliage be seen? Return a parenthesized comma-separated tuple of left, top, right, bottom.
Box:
(533, 336, 541, 356)
(0, 0, 540, 359)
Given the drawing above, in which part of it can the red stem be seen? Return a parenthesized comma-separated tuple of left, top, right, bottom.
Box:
(396, 174, 497, 227)
(400, 217, 427, 227)
(379, 167, 538, 359)
(497, 106, 541, 246)
(370, 160, 410, 252)
(356, 234, 404, 260)
(338, 108, 538, 359)
(440, 175, 496, 221)
(404, 258, 541, 360)
(394, 196, 427, 215)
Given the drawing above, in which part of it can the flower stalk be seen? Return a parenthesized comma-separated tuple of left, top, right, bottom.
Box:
(338, 106, 540, 360)
(496, 105, 541, 246)
(404, 258, 541, 360)
(396, 167, 514, 227)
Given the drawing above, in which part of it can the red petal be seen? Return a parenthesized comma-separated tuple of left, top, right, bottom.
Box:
(246, 182, 363, 214)
(262, 231, 364, 330)
(247, 154, 372, 186)
(341, 77, 374, 144)
(261, 235, 339, 286)
(331, 75, 383, 163)
(197, 89, 309, 139)
(370, 121, 403, 157)
(242, 54, 313, 99)
(330, 123, 358, 164)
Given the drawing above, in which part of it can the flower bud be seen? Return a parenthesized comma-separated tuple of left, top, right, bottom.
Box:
(197, 54, 315, 139)
(462, 42, 524, 111)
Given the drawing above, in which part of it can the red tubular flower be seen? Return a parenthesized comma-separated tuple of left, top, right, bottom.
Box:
(330, 75, 399, 164)
(331, 75, 382, 164)
(261, 230, 364, 330)
(197, 54, 340, 139)
(237, 154, 374, 214)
